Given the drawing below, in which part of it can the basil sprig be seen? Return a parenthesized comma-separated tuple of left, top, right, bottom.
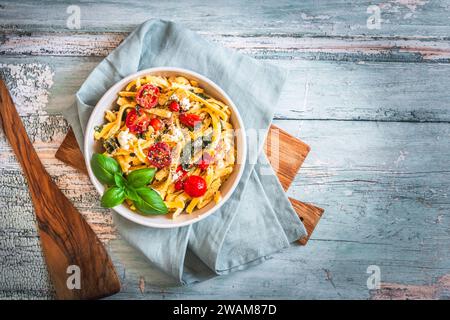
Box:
(91, 153, 167, 215)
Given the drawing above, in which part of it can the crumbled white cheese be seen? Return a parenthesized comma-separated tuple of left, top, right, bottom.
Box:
(217, 159, 225, 169)
(223, 138, 232, 152)
(117, 129, 135, 150)
(162, 125, 184, 143)
(169, 94, 179, 101)
(172, 126, 184, 141)
(172, 170, 182, 181)
(180, 97, 191, 111)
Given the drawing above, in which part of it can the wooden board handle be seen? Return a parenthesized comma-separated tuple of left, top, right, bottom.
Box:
(0, 79, 121, 299)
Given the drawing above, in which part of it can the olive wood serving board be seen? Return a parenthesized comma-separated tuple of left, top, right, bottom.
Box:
(56, 126, 323, 245)
(0, 79, 121, 300)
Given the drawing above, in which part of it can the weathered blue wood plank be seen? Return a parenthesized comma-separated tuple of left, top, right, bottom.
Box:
(2, 32, 450, 63)
(1, 0, 449, 38)
(1, 116, 449, 299)
(2, 56, 448, 122)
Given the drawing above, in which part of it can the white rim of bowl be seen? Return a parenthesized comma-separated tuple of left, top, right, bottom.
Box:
(83, 67, 247, 228)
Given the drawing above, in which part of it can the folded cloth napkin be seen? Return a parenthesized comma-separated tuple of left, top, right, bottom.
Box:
(63, 19, 306, 284)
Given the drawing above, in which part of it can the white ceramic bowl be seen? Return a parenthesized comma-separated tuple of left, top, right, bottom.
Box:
(84, 67, 247, 228)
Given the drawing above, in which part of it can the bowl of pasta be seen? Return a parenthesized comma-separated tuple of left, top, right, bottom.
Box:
(84, 67, 246, 228)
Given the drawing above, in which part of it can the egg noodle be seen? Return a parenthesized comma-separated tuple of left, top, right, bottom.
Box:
(94, 75, 236, 218)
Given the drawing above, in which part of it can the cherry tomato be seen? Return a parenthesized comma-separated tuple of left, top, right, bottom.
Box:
(174, 165, 188, 190)
(136, 84, 160, 109)
(176, 165, 188, 175)
(169, 100, 180, 112)
(147, 142, 171, 169)
(125, 109, 150, 134)
(183, 175, 207, 197)
(150, 118, 163, 131)
(174, 179, 184, 191)
(197, 153, 213, 171)
(179, 113, 202, 128)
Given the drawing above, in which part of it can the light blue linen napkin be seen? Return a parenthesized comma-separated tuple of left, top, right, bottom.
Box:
(63, 19, 306, 284)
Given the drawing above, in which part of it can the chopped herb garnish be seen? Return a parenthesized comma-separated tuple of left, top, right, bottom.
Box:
(135, 105, 142, 115)
(94, 125, 103, 133)
(181, 162, 192, 172)
(202, 133, 212, 148)
(103, 137, 119, 153)
(195, 92, 209, 100)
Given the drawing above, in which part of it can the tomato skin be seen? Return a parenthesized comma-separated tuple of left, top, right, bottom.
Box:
(125, 109, 150, 134)
(174, 165, 187, 190)
(150, 118, 163, 131)
(179, 113, 202, 128)
(197, 153, 213, 171)
(183, 175, 207, 197)
(169, 101, 180, 112)
(147, 142, 171, 169)
(174, 179, 184, 191)
(136, 84, 160, 109)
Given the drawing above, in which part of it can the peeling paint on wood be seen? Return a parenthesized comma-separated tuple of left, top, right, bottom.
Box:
(3, 33, 450, 62)
(1, 0, 450, 38)
(371, 274, 450, 299)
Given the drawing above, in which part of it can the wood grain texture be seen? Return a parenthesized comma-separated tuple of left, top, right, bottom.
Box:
(0, 80, 120, 299)
(2, 56, 448, 123)
(3, 32, 450, 63)
(55, 126, 323, 245)
(264, 125, 310, 191)
(1, 0, 450, 38)
(290, 200, 324, 246)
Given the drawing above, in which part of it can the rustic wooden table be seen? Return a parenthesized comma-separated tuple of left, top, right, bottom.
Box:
(1, 0, 449, 300)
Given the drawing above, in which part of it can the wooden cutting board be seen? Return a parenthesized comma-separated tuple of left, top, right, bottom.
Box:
(56, 125, 323, 245)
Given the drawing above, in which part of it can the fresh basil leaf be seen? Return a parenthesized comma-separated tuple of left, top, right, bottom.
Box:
(133, 187, 168, 215)
(91, 153, 121, 185)
(124, 186, 140, 202)
(114, 173, 127, 189)
(126, 168, 156, 187)
(100, 186, 125, 208)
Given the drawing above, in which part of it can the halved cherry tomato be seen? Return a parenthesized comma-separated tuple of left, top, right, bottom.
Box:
(150, 118, 163, 131)
(136, 84, 160, 109)
(183, 175, 207, 197)
(125, 109, 150, 134)
(197, 152, 213, 171)
(169, 100, 180, 112)
(147, 142, 171, 169)
(174, 179, 184, 191)
(179, 113, 202, 128)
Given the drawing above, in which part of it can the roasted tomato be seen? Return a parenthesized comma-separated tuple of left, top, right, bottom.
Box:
(197, 152, 213, 171)
(147, 142, 171, 169)
(179, 113, 202, 128)
(150, 118, 163, 131)
(183, 175, 207, 197)
(136, 84, 160, 109)
(125, 109, 150, 134)
(168, 100, 180, 112)
(174, 165, 188, 191)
